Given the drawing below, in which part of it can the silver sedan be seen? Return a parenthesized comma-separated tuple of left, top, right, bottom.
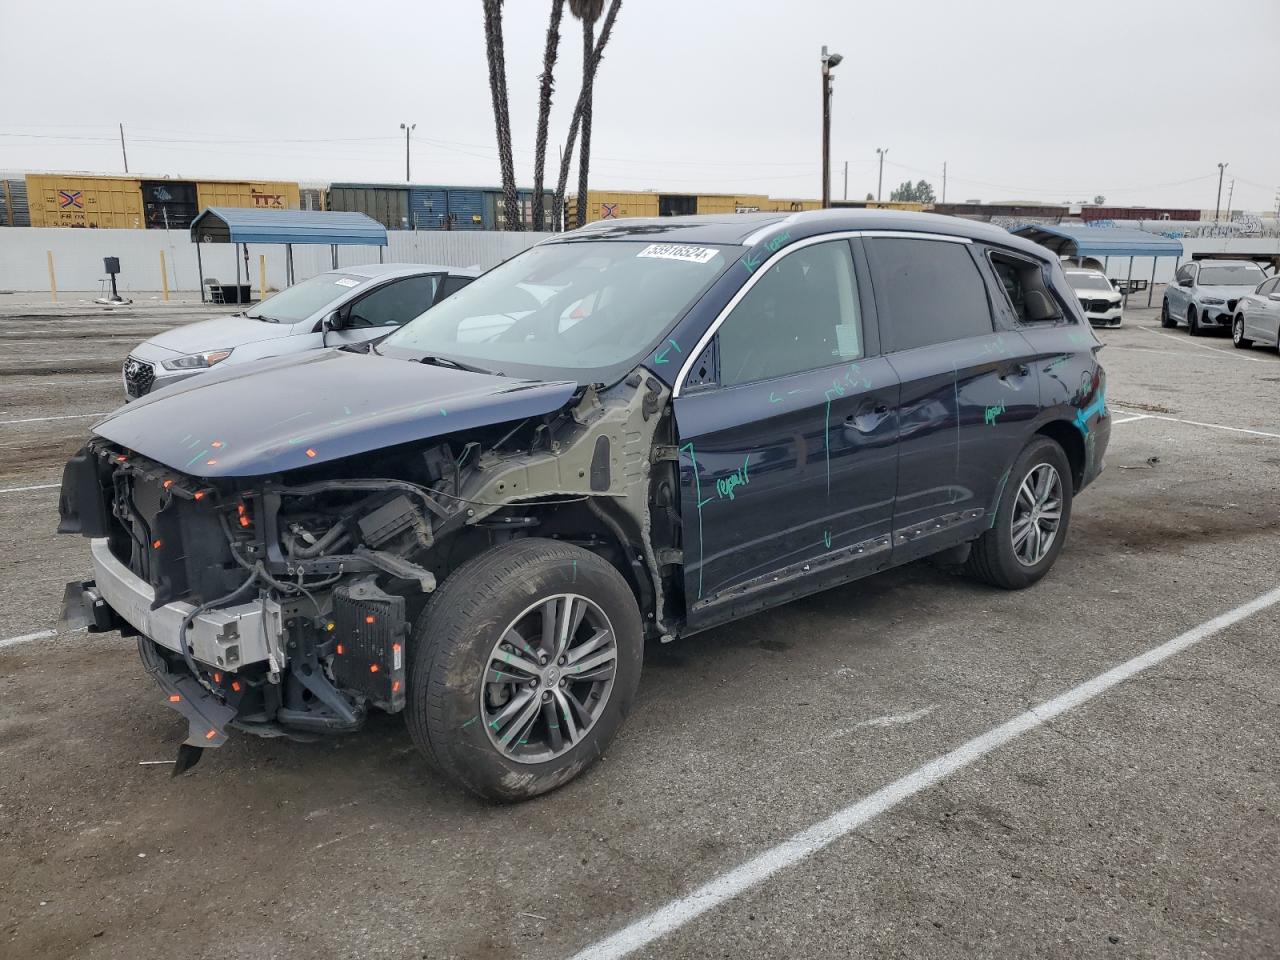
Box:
(1232, 274, 1280, 352)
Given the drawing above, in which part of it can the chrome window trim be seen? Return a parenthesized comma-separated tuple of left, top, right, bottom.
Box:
(671, 229, 971, 397)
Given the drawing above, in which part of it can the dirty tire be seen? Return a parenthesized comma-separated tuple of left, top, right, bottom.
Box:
(1188, 305, 1201, 336)
(406, 538, 642, 802)
(1160, 299, 1176, 328)
(1233, 315, 1253, 349)
(964, 436, 1074, 590)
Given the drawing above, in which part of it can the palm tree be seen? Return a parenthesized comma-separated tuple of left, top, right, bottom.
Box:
(574, 5, 599, 228)
(553, 0, 621, 229)
(531, 0, 566, 232)
(481, 0, 521, 230)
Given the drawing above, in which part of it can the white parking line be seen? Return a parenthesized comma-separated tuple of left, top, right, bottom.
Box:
(1138, 326, 1271, 363)
(1110, 414, 1150, 425)
(0, 483, 59, 493)
(569, 585, 1280, 960)
(1112, 410, 1280, 440)
(0, 412, 105, 425)
(0, 628, 56, 649)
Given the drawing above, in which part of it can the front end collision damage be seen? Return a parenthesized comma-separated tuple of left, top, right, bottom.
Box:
(58, 369, 679, 768)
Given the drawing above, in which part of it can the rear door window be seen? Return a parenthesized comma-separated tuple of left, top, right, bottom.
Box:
(865, 238, 993, 352)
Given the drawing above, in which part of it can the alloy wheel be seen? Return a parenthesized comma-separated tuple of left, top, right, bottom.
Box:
(481, 593, 618, 764)
(1011, 463, 1063, 567)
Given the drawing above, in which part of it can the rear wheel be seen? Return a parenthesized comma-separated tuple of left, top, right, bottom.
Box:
(965, 436, 1073, 590)
(1188, 305, 1201, 336)
(1160, 299, 1176, 328)
(1233, 314, 1253, 349)
(406, 538, 642, 802)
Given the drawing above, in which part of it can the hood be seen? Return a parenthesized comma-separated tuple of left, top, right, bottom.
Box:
(91, 349, 577, 478)
(1199, 284, 1259, 297)
(140, 313, 303, 356)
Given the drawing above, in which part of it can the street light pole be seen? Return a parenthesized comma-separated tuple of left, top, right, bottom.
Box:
(876, 147, 889, 202)
(1215, 161, 1228, 222)
(820, 46, 843, 208)
(401, 122, 417, 183)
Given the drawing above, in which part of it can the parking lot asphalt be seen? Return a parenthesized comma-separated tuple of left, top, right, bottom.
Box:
(1, 293, 1278, 960)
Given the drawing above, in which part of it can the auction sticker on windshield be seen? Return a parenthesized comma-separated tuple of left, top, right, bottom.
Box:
(637, 243, 720, 264)
(334, 278, 360, 287)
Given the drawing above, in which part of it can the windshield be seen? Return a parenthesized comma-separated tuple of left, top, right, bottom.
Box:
(245, 272, 368, 322)
(381, 240, 732, 383)
(1197, 263, 1266, 286)
(1065, 273, 1113, 292)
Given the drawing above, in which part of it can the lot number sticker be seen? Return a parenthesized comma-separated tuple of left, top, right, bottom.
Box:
(334, 278, 360, 287)
(637, 243, 719, 264)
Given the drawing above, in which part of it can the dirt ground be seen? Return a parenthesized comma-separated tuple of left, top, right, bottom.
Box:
(1, 291, 1278, 960)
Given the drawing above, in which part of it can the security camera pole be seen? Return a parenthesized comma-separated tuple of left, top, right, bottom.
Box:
(820, 46, 843, 208)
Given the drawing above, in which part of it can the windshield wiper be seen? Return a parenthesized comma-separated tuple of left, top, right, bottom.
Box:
(418, 354, 492, 375)
(248, 314, 281, 323)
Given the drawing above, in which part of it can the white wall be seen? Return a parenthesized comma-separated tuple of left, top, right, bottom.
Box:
(0, 227, 553, 293)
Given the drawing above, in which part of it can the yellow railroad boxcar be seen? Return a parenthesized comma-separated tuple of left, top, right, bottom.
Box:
(695, 194, 773, 215)
(569, 190, 662, 224)
(26, 174, 144, 228)
(196, 180, 300, 211)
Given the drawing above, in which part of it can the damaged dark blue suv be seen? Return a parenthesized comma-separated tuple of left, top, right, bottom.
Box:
(58, 210, 1109, 800)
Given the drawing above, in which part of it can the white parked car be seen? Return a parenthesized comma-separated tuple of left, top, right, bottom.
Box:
(1231, 274, 1280, 352)
(122, 264, 478, 399)
(1062, 268, 1123, 327)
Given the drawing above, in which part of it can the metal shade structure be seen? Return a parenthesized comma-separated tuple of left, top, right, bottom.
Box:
(189, 208, 389, 303)
(1012, 223, 1184, 306)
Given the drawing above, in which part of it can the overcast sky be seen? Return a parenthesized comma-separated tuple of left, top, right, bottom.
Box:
(3, 0, 1277, 212)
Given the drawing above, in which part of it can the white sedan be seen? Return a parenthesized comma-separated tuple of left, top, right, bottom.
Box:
(1063, 268, 1123, 327)
(1232, 274, 1280, 352)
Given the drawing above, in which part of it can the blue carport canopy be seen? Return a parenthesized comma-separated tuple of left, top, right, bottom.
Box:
(1011, 223, 1182, 259)
(190, 208, 387, 246)
(1012, 223, 1183, 307)
(189, 208, 388, 303)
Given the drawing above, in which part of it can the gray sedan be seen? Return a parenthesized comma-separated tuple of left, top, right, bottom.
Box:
(1232, 274, 1280, 352)
(123, 263, 479, 400)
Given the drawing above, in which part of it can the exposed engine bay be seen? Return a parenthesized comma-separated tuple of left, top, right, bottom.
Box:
(58, 373, 680, 769)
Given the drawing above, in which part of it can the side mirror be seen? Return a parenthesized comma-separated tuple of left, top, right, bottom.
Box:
(322, 309, 344, 332)
(1269, 292, 1280, 302)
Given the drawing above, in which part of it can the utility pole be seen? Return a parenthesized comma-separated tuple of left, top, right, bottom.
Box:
(119, 123, 129, 173)
(400, 122, 416, 183)
(843, 161, 848, 201)
(876, 147, 889, 202)
(820, 46, 843, 208)
(1225, 177, 1235, 221)
(1215, 161, 1228, 222)
(942, 161, 947, 204)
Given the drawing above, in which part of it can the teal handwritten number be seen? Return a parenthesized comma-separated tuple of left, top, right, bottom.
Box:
(769, 391, 782, 404)
(823, 530, 832, 549)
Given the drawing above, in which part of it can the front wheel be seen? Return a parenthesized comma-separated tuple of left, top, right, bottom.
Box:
(1160, 299, 1176, 328)
(965, 437, 1074, 590)
(1233, 315, 1253, 349)
(1188, 306, 1201, 336)
(406, 538, 643, 801)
